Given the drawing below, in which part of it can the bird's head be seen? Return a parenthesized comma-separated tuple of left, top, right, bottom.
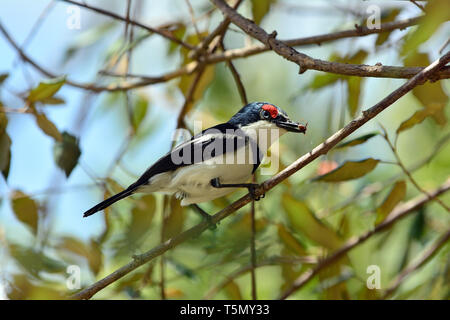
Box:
(228, 102, 307, 134)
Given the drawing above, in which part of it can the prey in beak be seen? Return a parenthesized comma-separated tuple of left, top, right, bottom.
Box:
(274, 117, 307, 134)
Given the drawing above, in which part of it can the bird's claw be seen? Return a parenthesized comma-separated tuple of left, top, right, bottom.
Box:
(248, 185, 264, 201)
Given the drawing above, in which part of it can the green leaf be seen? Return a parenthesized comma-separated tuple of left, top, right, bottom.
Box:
(11, 190, 39, 235)
(132, 94, 149, 131)
(35, 113, 63, 141)
(9, 243, 65, 278)
(27, 76, 66, 103)
(53, 131, 81, 177)
(347, 76, 363, 116)
(312, 158, 379, 182)
(401, 0, 450, 55)
(277, 223, 307, 256)
(376, 180, 406, 225)
(0, 113, 11, 180)
(251, 0, 277, 25)
(375, 9, 401, 46)
(336, 132, 379, 149)
(282, 194, 342, 250)
(309, 73, 341, 90)
(309, 50, 367, 116)
(167, 258, 196, 279)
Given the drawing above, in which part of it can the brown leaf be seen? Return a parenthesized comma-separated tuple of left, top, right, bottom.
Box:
(34, 113, 63, 142)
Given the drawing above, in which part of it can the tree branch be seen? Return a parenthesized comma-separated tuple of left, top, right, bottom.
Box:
(70, 47, 450, 299)
(279, 178, 450, 299)
(211, 0, 450, 80)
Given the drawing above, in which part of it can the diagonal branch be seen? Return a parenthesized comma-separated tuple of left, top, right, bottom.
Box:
(70, 48, 450, 300)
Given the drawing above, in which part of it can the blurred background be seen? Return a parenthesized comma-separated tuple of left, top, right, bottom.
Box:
(0, 0, 449, 299)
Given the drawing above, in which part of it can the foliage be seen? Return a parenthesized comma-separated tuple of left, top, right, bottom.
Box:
(0, 0, 448, 301)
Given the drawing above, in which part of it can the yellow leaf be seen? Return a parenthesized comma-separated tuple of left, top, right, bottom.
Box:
(224, 280, 242, 300)
(277, 223, 307, 256)
(251, 0, 277, 25)
(376, 181, 406, 225)
(27, 76, 66, 102)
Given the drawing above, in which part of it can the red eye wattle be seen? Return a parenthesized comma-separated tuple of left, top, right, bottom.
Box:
(262, 104, 278, 118)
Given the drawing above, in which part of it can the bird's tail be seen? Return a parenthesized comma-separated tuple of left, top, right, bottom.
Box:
(83, 187, 136, 217)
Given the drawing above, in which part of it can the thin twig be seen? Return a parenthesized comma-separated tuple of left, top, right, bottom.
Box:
(220, 41, 248, 105)
(184, 0, 202, 39)
(59, 0, 194, 50)
(211, 0, 450, 80)
(409, 0, 426, 13)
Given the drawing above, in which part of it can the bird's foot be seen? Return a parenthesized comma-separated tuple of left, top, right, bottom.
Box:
(210, 178, 265, 201)
(247, 184, 265, 201)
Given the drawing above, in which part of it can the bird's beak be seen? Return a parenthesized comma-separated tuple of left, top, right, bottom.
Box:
(275, 118, 307, 134)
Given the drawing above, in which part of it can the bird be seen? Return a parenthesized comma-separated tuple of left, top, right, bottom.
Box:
(83, 102, 307, 220)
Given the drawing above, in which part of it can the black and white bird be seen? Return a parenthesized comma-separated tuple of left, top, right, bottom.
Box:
(83, 102, 306, 218)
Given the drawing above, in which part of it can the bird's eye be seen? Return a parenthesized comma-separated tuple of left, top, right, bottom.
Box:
(261, 110, 271, 119)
